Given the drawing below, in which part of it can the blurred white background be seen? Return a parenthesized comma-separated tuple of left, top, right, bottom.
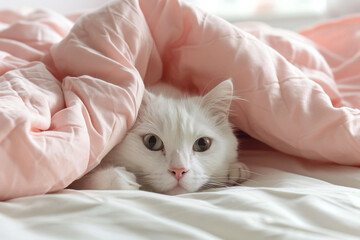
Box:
(0, 0, 111, 15)
(0, 0, 359, 30)
(186, 0, 360, 29)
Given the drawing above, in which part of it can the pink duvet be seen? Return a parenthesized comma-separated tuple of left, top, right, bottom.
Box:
(1, 0, 360, 200)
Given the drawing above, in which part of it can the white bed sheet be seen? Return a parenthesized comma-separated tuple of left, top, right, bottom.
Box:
(1, 138, 360, 240)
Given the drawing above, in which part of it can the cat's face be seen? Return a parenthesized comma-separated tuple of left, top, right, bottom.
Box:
(112, 80, 238, 194)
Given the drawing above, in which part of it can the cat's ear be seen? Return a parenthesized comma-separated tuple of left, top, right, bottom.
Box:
(141, 88, 154, 107)
(202, 79, 233, 122)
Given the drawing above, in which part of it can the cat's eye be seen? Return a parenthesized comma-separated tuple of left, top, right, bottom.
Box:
(193, 137, 211, 152)
(143, 134, 164, 151)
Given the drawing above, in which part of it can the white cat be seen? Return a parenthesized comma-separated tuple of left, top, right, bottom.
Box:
(72, 80, 250, 195)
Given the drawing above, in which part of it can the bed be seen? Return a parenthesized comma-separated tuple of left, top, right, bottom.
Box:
(1, 0, 360, 239)
(2, 138, 360, 239)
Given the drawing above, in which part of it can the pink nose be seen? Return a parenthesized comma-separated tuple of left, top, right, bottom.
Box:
(168, 168, 189, 181)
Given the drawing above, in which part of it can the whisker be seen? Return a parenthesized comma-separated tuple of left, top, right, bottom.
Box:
(204, 184, 227, 188)
(229, 178, 259, 183)
(226, 182, 243, 187)
(207, 176, 258, 183)
(213, 169, 265, 176)
(210, 177, 252, 179)
(204, 182, 229, 188)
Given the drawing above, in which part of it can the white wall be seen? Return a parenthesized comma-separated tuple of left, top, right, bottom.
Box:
(0, 0, 113, 14)
(0, 0, 359, 29)
(186, 0, 360, 29)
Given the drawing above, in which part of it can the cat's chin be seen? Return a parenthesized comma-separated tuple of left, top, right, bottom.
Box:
(164, 186, 190, 195)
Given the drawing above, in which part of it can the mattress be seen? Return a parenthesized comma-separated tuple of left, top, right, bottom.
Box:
(1, 138, 360, 239)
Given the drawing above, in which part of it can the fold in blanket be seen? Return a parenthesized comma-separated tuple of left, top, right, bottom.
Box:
(0, 0, 360, 200)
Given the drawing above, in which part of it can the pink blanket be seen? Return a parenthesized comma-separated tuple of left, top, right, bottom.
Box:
(1, 0, 360, 200)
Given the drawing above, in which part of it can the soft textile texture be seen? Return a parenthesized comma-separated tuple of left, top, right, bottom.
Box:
(2, 141, 360, 239)
(1, 0, 360, 200)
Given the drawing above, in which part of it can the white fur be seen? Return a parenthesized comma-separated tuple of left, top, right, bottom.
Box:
(73, 80, 249, 194)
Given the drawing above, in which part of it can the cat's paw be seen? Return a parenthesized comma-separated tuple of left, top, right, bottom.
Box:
(106, 167, 141, 190)
(227, 162, 251, 185)
(74, 166, 141, 191)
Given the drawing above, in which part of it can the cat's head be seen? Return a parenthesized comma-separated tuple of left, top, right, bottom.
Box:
(113, 80, 238, 194)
